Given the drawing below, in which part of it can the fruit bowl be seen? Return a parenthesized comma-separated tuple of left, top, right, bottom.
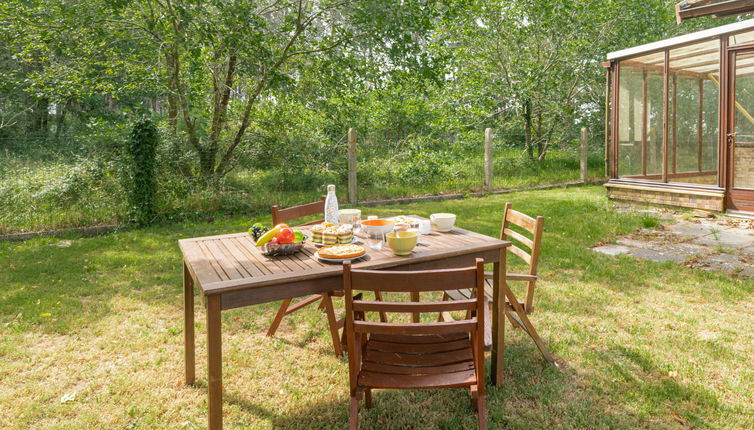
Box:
(258, 236, 308, 256)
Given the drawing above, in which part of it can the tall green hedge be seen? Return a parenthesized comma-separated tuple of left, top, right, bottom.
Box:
(126, 117, 158, 225)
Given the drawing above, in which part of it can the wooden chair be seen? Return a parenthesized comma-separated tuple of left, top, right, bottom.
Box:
(343, 259, 487, 430)
(442, 203, 553, 362)
(266, 196, 345, 357)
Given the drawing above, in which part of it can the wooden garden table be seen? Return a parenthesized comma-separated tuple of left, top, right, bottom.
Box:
(179, 220, 510, 430)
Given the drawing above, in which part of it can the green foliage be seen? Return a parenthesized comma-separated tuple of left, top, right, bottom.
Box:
(126, 117, 158, 225)
(0, 0, 738, 232)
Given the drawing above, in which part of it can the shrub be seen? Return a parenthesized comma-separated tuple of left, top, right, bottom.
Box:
(126, 117, 158, 226)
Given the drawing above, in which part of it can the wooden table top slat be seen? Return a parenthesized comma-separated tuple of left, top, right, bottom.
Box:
(215, 239, 254, 279)
(234, 236, 285, 275)
(221, 237, 267, 278)
(181, 238, 223, 286)
(202, 239, 245, 281)
(229, 237, 283, 275)
(179, 218, 508, 295)
(198, 240, 231, 282)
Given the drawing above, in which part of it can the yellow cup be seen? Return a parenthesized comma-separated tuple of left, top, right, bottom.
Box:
(386, 230, 418, 256)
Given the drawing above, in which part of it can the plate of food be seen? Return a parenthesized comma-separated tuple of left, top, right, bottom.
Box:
(388, 215, 421, 225)
(310, 222, 355, 247)
(314, 244, 367, 262)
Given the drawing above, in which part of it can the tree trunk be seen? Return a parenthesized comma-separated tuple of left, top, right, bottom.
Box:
(54, 101, 68, 142)
(165, 51, 179, 133)
(198, 149, 217, 177)
(523, 98, 534, 160)
(27, 97, 49, 136)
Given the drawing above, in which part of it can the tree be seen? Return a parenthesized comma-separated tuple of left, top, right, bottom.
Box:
(438, 0, 725, 160)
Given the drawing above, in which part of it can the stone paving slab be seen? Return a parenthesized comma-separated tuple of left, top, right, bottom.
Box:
(693, 253, 747, 274)
(692, 228, 754, 249)
(616, 238, 653, 248)
(627, 247, 687, 264)
(737, 266, 754, 278)
(592, 244, 632, 256)
(592, 208, 754, 278)
(666, 221, 730, 238)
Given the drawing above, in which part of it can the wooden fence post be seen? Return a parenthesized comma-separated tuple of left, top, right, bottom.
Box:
(580, 127, 588, 183)
(484, 128, 493, 192)
(347, 128, 357, 205)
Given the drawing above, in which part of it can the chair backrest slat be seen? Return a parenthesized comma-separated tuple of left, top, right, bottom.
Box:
(271, 196, 326, 226)
(509, 244, 532, 265)
(504, 227, 534, 249)
(352, 299, 477, 314)
(501, 203, 544, 273)
(505, 207, 537, 232)
(349, 267, 477, 292)
(353, 320, 478, 335)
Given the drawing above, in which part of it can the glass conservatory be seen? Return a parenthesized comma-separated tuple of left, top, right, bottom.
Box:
(605, 18, 754, 214)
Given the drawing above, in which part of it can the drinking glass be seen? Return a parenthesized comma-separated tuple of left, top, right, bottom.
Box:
(365, 230, 384, 250)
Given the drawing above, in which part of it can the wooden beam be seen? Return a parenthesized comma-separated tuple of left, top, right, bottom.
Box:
(676, 0, 754, 22)
(612, 63, 620, 178)
(719, 37, 728, 192)
(663, 50, 670, 183)
(605, 67, 611, 178)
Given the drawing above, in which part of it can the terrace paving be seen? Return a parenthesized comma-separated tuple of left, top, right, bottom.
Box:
(592, 205, 754, 278)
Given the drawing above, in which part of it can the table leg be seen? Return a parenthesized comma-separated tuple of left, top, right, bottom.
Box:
(207, 295, 223, 430)
(491, 249, 506, 386)
(184, 262, 195, 385)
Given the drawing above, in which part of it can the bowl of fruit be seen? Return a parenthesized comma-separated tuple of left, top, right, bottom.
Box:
(250, 223, 308, 256)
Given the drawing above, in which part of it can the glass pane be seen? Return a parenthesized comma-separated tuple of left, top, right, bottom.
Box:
(668, 41, 719, 186)
(617, 53, 665, 181)
(734, 52, 754, 190)
(618, 65, 644, 177)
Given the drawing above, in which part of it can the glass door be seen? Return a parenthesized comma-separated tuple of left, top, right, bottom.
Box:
(728, 51, 754, 211)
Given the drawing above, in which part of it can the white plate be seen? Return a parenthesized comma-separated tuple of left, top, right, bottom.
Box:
(313, 250, 366, 263)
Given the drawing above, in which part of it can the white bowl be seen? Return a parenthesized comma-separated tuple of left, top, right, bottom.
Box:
(430, 213, 456, 232)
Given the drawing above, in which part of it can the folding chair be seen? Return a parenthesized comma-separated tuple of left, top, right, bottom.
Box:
(343, 259, 487, 429)
(442, 203, 553, 362)
(265, 196, 345, 357)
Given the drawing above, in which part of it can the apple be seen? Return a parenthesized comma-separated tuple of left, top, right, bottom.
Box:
(276, 228, 295, 244)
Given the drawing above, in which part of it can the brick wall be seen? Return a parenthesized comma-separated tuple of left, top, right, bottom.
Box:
(606, 185, 724, 211)
(734, 147, 754, 189)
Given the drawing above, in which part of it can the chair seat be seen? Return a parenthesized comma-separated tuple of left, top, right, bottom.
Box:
(358, 333, 478, 389)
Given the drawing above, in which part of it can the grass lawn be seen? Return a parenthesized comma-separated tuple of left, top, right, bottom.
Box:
(1, 186, 752, 429)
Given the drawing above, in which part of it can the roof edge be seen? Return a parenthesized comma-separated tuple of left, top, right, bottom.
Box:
(607, 17, 754, 60)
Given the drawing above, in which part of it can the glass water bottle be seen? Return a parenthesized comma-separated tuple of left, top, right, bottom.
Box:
(324, 184, 339, 225)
